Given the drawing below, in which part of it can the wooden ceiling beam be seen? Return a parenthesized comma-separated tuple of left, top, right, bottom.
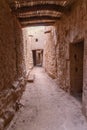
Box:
(13, 4, 67, 14)
(16, 10, 62, 18)
(21, 21, 55, 28)
(19, 15, 60, 22)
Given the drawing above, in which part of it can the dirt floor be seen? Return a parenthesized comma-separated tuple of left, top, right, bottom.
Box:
(7, 67, 87, 130)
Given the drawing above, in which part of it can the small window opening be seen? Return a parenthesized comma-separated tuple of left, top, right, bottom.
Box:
(36, 38, 38, 42)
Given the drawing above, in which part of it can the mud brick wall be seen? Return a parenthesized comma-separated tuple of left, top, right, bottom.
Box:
(13, 17, 25, 79)
(44, 26, 57, 79)
(55, 0, 87, 117)
(0, 0, 25, 129)
(0, 0, 17, 91)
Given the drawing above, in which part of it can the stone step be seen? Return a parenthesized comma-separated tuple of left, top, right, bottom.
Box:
(27, 74, 35, 82)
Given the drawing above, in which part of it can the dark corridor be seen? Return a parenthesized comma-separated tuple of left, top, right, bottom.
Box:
(32, 50, 43, 67)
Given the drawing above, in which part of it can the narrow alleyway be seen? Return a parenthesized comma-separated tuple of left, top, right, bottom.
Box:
(7, 68, 87, 130)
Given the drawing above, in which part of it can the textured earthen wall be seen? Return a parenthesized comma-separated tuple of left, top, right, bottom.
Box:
(0, 1, 16, 91)
(44, 26, 57, 79)
(0, 0, 25, 129)
(55, 0, 87, 117)
(14, 17, 25, 79)
(22, 29, 33, 76)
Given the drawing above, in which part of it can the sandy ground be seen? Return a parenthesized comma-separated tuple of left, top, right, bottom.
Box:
(7, 67, 87, 130)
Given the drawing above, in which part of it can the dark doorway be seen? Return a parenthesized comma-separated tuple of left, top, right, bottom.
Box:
(32, 50, 37, 66)
(70, 40, 84, 101)
(32, 50, 43, 67)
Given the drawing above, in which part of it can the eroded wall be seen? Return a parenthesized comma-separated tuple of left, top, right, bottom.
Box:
(0, 0, 25, 128)
(55, 0, 87, 117)
(22, 28, 33, 76)
(44, 26, 57, 78)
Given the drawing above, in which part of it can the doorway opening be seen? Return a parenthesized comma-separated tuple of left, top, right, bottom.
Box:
(32, 49, 43, 67)
(70, 40, 84, 102)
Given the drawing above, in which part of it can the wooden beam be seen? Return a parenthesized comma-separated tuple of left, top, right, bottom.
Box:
(21, 19, 55, 24)
(19, 15, 60, 22)
(21, 22, 55, 28)
(64, 0, 75, 6)
(13, 4, 66, 14)
(16, 10, 62, 18)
